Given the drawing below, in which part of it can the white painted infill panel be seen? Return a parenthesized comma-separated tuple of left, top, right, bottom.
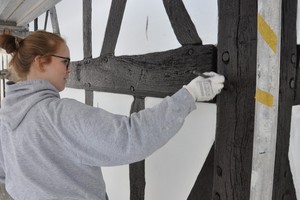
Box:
(14, 0, 61, 26)
(250, 0, 282, 199)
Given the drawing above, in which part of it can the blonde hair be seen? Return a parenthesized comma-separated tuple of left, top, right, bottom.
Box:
(0, 31, 66, 80)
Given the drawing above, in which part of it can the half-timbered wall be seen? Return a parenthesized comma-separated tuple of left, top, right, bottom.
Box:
(0, 0, 299, 199)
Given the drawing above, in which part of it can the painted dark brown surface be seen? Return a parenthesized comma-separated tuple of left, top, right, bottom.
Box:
(273, 0, 297, 199)
(213, 0, 257, 199)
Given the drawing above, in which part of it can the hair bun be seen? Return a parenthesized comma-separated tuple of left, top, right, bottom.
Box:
(0, 34, 23, 54)
(14, 37, 23, 50)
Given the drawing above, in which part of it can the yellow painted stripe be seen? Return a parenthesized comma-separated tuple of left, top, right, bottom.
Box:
(258, 14, 278, 53)
(255, 88, 274, 107)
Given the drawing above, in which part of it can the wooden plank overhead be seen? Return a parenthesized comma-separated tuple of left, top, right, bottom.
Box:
(0, 0, 61, 26)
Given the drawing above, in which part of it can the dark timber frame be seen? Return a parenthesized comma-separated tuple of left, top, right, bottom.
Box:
(69, 0, 298, 199)
(0, 0, 299, 199)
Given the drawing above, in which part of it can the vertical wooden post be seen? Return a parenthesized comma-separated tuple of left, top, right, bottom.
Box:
(213, 0, 257, 199)
(82, 0, 93, 106)
(272, 0, 297, 199)
(129, 97, 146, 200)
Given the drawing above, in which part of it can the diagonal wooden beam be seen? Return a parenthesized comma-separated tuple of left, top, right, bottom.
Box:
(187, 143, 214, 200)
(100, 0, 127, 56)
(67, 44, 216, 98)
(162, 0, 202, 46)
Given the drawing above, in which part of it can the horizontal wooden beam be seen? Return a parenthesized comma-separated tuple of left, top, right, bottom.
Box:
(67, 44, 217, 98)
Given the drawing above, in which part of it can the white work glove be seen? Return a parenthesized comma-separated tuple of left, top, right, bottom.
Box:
(183, 72, 225, 101)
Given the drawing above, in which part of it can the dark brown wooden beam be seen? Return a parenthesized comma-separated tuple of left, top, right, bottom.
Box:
(129, 97, 146, 200)
(187, 143, 214, 200)
(82, 0, 93, 106)
(100, 0, 127, 56)
(293, 45, 300, 105)
(163, 0, 202, 46)
(213, 0, 257, 199)
(272, 0, 297, 199)
(83, 0, 92, 59)
(67, 44, 217, 98)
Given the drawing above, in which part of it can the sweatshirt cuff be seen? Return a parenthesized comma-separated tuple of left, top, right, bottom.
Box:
(172, 88, 197, 112)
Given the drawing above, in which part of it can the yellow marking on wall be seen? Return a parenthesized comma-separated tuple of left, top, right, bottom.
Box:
(258, 14, 278, 53)
(255, 88, 274, 107)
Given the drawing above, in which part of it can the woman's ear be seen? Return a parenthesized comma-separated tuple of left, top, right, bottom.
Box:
(32, 56, 46, 72)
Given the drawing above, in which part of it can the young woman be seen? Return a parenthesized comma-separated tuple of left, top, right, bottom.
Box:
(0, 31, 224, 200)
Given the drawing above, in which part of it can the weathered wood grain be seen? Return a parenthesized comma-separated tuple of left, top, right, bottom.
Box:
(83, 0, 92, 59)
(163, 0, 202, 46)
(67, 45, 217, 98)
(213, 0, 257, 199)
(129, 97, 146, 200)
(272, 0, 297, 199)
(294, 45, 300, 105)
(100, 0, 127, 56)
(82, 0, 93, 106)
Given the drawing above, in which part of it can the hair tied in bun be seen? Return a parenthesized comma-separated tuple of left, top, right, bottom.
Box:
(14, 37, 23, 50)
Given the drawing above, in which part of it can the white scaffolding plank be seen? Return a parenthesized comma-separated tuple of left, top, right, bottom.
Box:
(0, 0, 61, 26)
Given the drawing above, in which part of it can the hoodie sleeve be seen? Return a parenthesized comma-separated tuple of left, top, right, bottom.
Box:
(0, 133, 5, 183)
(46, 88, 196, 166)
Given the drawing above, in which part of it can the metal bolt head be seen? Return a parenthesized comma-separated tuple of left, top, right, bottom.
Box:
(291, 53, 296, 64)
(222, 51, 230, 63)
(188, 49, 194, 56)
(130, 86, 135, 92)
(290, 79, 295, 89)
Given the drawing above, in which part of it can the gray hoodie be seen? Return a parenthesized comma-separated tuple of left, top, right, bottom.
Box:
(0, 79, 196, 200)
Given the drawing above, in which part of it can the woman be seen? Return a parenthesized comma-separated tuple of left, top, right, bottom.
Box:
(0, 31, 224, 200)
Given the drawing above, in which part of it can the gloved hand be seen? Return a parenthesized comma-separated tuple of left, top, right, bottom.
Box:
(183, 72, 225, 101)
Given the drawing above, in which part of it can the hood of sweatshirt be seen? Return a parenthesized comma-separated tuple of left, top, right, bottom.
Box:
(0, 80, 60, 130)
